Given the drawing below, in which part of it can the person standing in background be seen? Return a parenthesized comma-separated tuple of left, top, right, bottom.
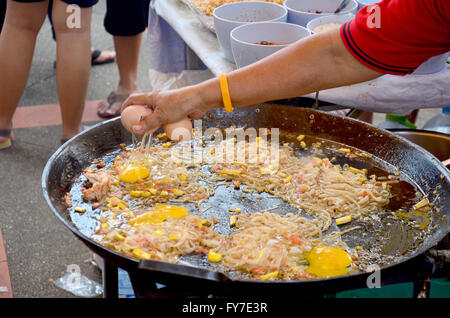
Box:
(96, 0, 151, 119)
(0, 0, 5, 33)
(0, 0, 97, 149)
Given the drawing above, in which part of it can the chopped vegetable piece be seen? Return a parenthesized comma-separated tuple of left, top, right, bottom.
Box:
(208, 250, 222, 263)
(414, 198, 429, 210)
(260, 271, 279, 280)
(230, 215, 237, 227)
(290, 234, 303, 245)
(336, 215, 352, 225)
(297, 134, 305, 141)
(169, 234, 178, 240)
(74, 206, 86, 213)
(252, 268, 264, 275)
(173, 188, 184, 196)
(117, 202, 127, 210)
(132, 248, 151, 260)
(130, 190, 144, 198)
(113, 233, 126, 242)
(195, 247, 209, 254)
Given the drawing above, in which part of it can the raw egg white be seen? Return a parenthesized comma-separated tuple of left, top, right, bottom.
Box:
(121, 105, 153, 133)
(163, 118, 193, 142)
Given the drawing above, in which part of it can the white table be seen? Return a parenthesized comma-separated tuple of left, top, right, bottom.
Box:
(149, 0, 450, 114)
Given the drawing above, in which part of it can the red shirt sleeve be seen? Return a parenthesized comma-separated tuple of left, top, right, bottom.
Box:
(340, 0, 450, 75)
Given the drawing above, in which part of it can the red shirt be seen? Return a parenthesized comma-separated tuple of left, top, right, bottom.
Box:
(340, 0, 450, 75)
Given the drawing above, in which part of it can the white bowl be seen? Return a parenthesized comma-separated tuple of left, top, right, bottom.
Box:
(230, 22, 310, 68)
(284, 0, 358, 26)
(213, 1, 288, 62)
(306, 14, 354, 34)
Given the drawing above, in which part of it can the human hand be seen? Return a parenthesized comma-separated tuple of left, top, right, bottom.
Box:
(121, 87, 213, 135)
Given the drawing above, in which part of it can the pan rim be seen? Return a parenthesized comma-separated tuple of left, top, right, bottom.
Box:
(41, 107, 450, 285)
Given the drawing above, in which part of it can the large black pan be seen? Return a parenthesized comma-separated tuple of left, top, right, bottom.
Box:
(42, 104, 450, 297)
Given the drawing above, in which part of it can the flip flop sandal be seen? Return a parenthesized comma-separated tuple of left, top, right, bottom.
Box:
(0, 127, 12, 150)
(97, 91, 130, 119)
(53, 50, 116, 68)
(91, 49, 115, 66)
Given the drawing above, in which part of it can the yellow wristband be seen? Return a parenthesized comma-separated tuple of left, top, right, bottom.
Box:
(219, 73, 233, 113)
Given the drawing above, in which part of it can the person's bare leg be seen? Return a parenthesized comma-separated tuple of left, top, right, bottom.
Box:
(114, 33, 142, 95)
(97, 33, 142, 117)
(52, 0, 92, 140)
(0, 0, 48, 140)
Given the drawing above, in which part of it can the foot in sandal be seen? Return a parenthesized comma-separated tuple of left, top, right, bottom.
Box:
(0, 127, 13, 150)
(91, 49, 116, 66)
(97, 91, 133, 119)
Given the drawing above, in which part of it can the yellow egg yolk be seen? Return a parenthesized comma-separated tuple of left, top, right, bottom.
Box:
(305, 246, 352, 278)
(130, 204, 189, 227)
(119, 164, 150, 183)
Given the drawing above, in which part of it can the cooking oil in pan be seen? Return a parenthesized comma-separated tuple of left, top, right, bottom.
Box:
(65, 130, 437, 279)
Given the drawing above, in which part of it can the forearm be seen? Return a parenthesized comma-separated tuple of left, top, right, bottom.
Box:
(198, 28, 383, 110)
(122, 29, 384, 135)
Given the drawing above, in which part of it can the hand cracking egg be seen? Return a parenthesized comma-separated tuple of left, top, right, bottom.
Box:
(163, 118, 193, 142)
(121, 105, 153, 133)
(121, 105, 192, 141)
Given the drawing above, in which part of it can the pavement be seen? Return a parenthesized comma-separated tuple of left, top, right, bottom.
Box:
(0, 1, 442, 298)
(0, 2, 150, 298)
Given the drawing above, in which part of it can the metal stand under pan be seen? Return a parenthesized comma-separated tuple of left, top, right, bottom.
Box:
(96, 248, 448, 299)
